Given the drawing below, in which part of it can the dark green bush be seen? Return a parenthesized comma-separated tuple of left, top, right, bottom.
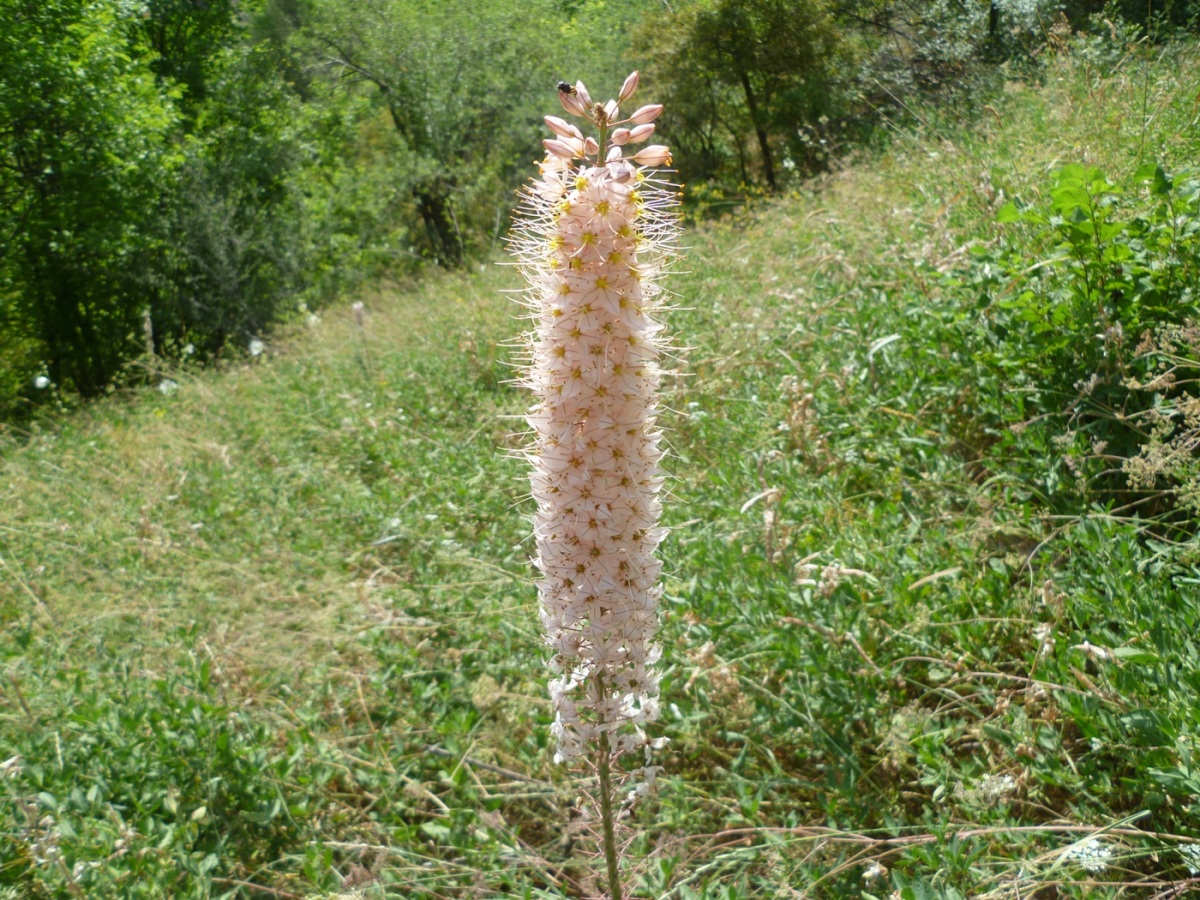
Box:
(0, 0, 178, 399)
(917, 162, 1200, 521)
(151, 43, 316, 359)
(0, 0, 340, 414)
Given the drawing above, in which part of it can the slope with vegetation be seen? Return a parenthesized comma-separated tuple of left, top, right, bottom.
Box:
(3, 18, 1200, 900)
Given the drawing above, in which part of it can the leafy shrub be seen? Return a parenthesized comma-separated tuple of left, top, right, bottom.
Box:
(1123, 321, 1200, 523)
(921, 162, 1200, 522)
(0, 0, 178, 398)
(152, 43, 316, 359)
(854, 0, 1064, 97)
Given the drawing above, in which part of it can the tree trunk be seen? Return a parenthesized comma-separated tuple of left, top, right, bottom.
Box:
(415, 184, 463, 267)
(737, 68, 776, 190)
(986, 1, 1002, 60)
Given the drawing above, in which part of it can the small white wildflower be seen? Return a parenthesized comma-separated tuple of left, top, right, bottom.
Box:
(960, 772, 1017, 806)
(0, 755, 21, 778)
(818, 562, 843, 597)
(157, 379, 179, 396)
(1180, 842, 1200, 875)
(862, 859, 887, 882)
(976, 773, 1017, 805)
(1063, 838, 1112, 873)
(1034, 621, 1056, 658)
(183, 343, 195, 356)
(307, 313, 321, 327)
(33, 375, 50, 390)
(72, 860, 99, 879)
(249, 339, 265, 357)
(1071, 640, 1116, 663)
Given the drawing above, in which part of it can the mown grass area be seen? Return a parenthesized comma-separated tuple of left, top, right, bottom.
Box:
(3, 40, 1200, 899)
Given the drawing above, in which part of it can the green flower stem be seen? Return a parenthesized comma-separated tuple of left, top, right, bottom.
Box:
(598, 720, 623, 900)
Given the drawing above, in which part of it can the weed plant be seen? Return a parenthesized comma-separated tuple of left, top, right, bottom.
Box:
(2, 38, 1200, 900)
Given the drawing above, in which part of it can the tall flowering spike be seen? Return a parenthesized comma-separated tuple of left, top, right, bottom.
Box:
(510, 75, 680, 783)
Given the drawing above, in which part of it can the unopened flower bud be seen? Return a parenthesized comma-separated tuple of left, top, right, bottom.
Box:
(543, 138, 579, 160)
(545, 115, 582, 140)
(558, 86, 589, 117)
(610, 127, 632, 146)
(628, 104, 663, 125)
(574, 80, 593, 108)
(619, 70, 640, 102)
(584, 136, 599, 157)
(606, 145, 623, 162)
(632, 144, 672, 166)
(628, 123, 655, 144)
(603, 99, 619, 121)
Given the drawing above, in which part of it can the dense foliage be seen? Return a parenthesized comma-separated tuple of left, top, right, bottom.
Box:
(0, 0, 178, 399)
(0, 0, 634, 413)
(3, 0, 1196, 414)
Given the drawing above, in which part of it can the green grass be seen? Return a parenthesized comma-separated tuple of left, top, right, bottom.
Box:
(3, 39, 1200, 899)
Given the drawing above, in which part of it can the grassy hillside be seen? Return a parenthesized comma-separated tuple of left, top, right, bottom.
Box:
(3, 40, 1200, 899)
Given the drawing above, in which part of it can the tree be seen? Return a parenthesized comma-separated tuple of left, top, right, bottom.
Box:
(0, 0, 178, 396)
(136, 0, 244, 117)
(638, 0, 844, 190)
(300, 0, 553, 266)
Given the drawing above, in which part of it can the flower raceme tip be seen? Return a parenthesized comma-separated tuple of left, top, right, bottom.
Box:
(546, 73, 671, 169)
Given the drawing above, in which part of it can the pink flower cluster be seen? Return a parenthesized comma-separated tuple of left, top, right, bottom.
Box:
(511, 73, 679, 767)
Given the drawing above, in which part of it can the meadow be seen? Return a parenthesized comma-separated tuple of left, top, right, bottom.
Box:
(3, 39, 1200, 899)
